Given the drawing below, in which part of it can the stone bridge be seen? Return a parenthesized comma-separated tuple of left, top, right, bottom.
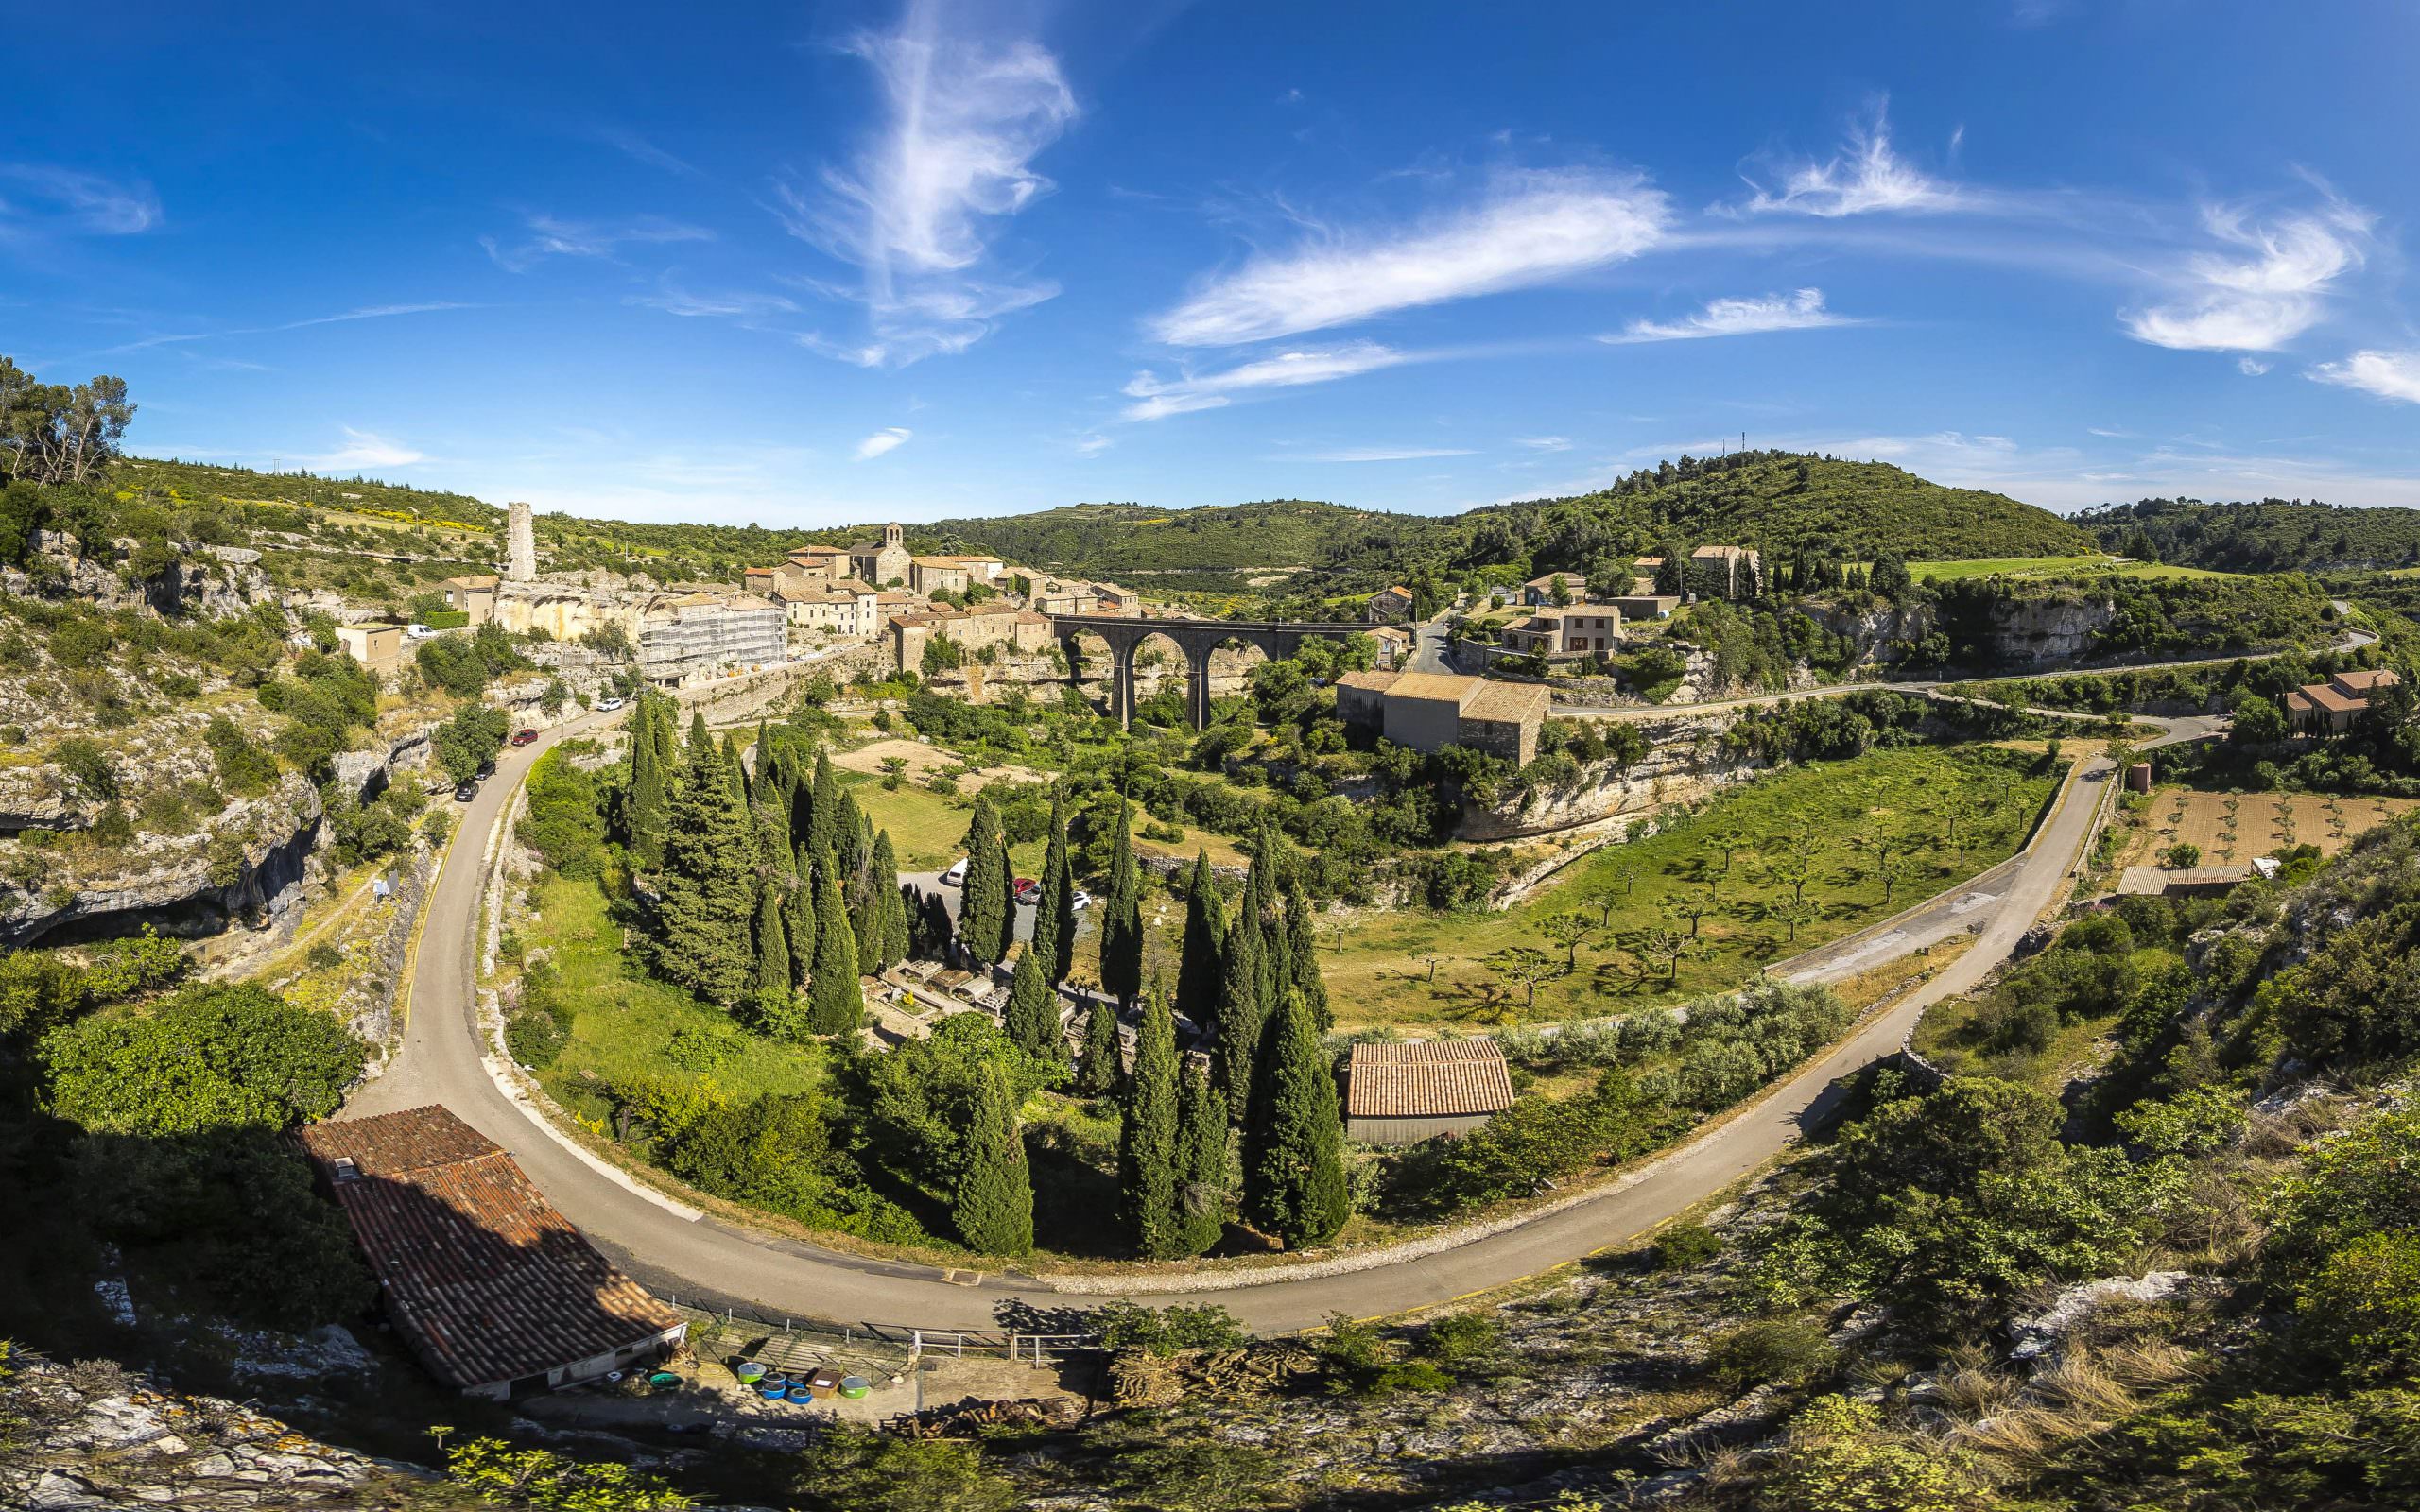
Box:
(1046, 614, 1367, 729)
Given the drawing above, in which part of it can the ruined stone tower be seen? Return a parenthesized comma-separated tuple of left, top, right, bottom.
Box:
(506, 500, 536, 580)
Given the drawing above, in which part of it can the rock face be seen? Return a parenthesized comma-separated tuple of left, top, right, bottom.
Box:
(0, 1354, 423, 1510)
(1459, 707, 1765, 843)
(0, 532, 278, 621)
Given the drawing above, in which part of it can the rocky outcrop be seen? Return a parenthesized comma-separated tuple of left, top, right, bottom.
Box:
(0, 772, 324, 947)
(0, 532, 277, 621)
(0, 1353, 421, 1511)
(1459, 706, 1763, 842)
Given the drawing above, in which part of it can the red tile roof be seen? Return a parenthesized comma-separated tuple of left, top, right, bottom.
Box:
(2333, 668, 2401, 695)
(296, 1107, 682, 1391)
(1346, 1040, 1515, 1119)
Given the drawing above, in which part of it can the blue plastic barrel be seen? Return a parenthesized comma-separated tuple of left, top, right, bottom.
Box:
(757, 1380, 787, 1399)
(786, 1384, 814, 1402)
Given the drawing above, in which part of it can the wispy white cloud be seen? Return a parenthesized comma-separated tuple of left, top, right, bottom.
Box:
(2121, 199, 2372, 352)
(2311, 349, 2420, 405)
(626, 285, 802, 320)
(1291, 446, 1478, 462)
(773, 0, 1076, 367)
(1121, 340, 1416, 421)
(854, 426, 913, 460)
(2238, 357, 2272, 376)
(1513, 436, 1572, 451)
(1072, 433, 1114, 457)
(302, 428, 424, 471)
(1601, 287, 1850, 344)
(595, 127, 694, 176)
(480, 213, 714, 273)
(100, 301, 476, 355)
(1149, 168, 1670, 347)
(0, 164, 162, 234)
(1734, 102, 1962, 218)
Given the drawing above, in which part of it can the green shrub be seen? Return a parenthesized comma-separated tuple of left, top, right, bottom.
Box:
(1707, 1317, 1839, 1388)
(37, 982, 365, 1136)
(1653, 1221, 1723, 1270)
(505, 1005, 570, 1069)
(1094, 1301, 1250, 1357)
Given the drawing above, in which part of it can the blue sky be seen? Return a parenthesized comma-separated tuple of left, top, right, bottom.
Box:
(8, 0, 2419, 526)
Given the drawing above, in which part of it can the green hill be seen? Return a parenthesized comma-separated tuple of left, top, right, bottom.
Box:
(2084, 496, 2420, 572)
(931, 499, 1426, 591)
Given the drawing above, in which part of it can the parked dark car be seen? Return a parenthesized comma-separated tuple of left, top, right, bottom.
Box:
(454, 780, 479, 803)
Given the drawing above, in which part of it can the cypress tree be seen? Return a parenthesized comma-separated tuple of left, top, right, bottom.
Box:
(650, 696, 675, 775)
(688, 709, 711, 760)
(950, 1062, 1034, 1257)
(1244, 825, 1284, 1023)
(749, 720, 777, 807)
(784, 844, 817, 978)
(718, 732, 746, 800)
(1032, 790, 1076, 984)
(806, 847, 862, 1035)
(1003, 947, 1063, 1065)
(837, 788, 868, 879)
(1175, 850, 1225, 1031)
(1242, 988, 1350, 1249)
(1076, 998, 1121, 1097)
(1100, 800, 1145, 1005)
(856, 831, 908, 972)
(625, 697, 668, 869)
(959, 792, 1013, 965)
(751, 879, 801, 1037)
(806, 748, 839, 860)
(1214, 916, 1267, 1117)
(1118, 993, 1181, 1258)
(655, 720, 757, 1006)
(1283, 877, 1331, 1031)
(1175, 1063, 1230, 1256)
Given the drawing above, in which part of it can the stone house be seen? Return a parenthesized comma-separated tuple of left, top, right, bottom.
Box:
(849, 523, 915, 587)
(1333, 670, 1551, 766)
(438, 574, 497, 625)
(908, 556, 973, 597)
(1499, 606, 1621, 660)
(1367, 585, 1416, 622)
(2283, 667, 2403, 733)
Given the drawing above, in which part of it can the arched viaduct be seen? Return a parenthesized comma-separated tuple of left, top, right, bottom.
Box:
(1046, 613, 1369, 729)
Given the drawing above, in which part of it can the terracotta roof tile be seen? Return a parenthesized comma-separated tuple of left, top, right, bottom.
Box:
(297, 1108, 682, 1391)
(1346, 1040, 1515, 1119)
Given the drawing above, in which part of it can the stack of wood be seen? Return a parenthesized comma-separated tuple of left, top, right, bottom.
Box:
(1106, 1346, 1321, 1407)
(885, 1397, 1084, 1438)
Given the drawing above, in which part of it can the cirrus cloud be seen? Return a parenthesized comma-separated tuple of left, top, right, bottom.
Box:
(853, 426, 913, 460)
(1602, 287, 1851, 344)
(1122, 340, 1419, 421)
(2311, 349, 2420, 405)
(2121, 199, 2373, 352)
(1148, 168, 1670, 347)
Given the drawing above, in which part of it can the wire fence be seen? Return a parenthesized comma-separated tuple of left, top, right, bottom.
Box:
(659, 1294, 1101, 1368)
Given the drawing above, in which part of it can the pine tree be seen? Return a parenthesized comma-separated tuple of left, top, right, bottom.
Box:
(1283, 876, 1331, 1031)
(1242, 988, 1350, 1249)
(1100, 800, 1145, 1004)
(806, 847, 862, 1035)
(1076, 998, 1121, 1096)
(1175, 850, 1225, 1031)
(1031, 790, 1075, 984)
(1175, 1063, 1230, 1256)
(625, 697, 669, 869)
(959, 792, 1013, 965)
(950, 1061, 1034, 1257)
(654, 719, 758, 1006)
(1004, 948, 1063, 1064)
(1214, 915, 1267, 1117)
(1118, 994, 1181, 1258)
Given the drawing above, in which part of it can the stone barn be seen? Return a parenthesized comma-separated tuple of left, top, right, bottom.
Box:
(1344, 1040, 1516, 1144)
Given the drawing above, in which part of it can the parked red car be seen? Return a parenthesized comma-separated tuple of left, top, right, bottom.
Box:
(1013, 878, 1041, 906)
(510, 729, 539, 747)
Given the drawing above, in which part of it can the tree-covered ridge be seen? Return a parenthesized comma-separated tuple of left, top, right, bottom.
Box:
(930, 499, 1425, 583)
(940, 454, 2092, 599)
(112, 455, 499, 531)
(2083, 495, 2420, 573)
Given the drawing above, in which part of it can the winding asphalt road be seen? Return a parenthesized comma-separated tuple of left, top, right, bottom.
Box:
(338, 621, 2365, 1335)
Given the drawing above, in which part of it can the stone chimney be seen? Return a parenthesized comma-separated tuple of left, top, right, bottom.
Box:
(507, 500, 537, 580)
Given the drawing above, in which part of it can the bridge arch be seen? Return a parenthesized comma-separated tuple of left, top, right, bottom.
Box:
(1044, 613, 1369, 730)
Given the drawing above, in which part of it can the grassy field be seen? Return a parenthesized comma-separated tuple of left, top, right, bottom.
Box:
(1320, 743, 2062, 1028)
(1908, 555, 2243, 584)
(2112, 783, 2417, 869)
(527, 875, 826, 1123)
(838, 767, 1248, 873)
